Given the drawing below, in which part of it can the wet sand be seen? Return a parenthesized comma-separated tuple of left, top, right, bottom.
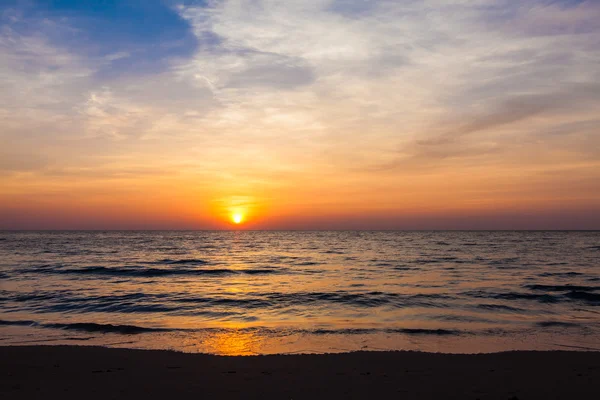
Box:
(2, 346, 599, 399)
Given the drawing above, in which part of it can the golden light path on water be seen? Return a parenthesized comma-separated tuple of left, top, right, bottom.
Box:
(201, 329, 264, 356)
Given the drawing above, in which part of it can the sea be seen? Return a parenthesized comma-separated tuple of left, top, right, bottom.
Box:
(1, 231, 599, 355)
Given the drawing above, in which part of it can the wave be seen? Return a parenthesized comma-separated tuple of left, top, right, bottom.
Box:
(413, 256, 461, 264)
(31, 266, 280, 277)
(173, 291, 442, 309)
(463, 290, 560, 303)
(525, 284, 599, 292)
(0, 319, 467, 338)
(488, 257, 519, 265)
(45, 322, 169, 334)
(1, 318, 584, 340)
(538, 272, 583, 278)
(494, 293, 559, 303)
(475, 303, 524, 312)
(564, 291, 600, 303)
(2, 291, 64, 302)
(158, 258, 210, 265)
(1, 318, 460, 337)
(262, 291, 453, 308)
(0, 319, 166, 334)
(173, 296, 272, 308)
(306, 328, 461, 336)
(393, 266, 417, 271)
(0, 319, 177, 334)
(3, 289, 456, 314)
(389, 328, 459, 335)
(536, 321, 580, 328)
(311, 328, 372, 335)
(0, 319, 37, 326)
(466, 288, 600, 305)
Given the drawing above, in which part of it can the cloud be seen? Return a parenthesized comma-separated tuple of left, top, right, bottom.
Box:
(503, 1, 600, 37)
(419, 82, 600, 145)
(227, 59, 315, 89)
(374, 82, 598, 171)
(0, 153, 48, 174)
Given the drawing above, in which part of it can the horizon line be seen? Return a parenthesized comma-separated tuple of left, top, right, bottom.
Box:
(1, 229, 599, 232)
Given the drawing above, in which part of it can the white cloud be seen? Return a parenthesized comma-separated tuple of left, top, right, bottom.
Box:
(172, 0, 599, 168)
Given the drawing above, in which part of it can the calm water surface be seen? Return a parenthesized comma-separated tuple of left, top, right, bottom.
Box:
(1, 231, 599, 354)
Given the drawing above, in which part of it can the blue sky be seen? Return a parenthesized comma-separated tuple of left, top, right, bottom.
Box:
(2, 0, 201, 78)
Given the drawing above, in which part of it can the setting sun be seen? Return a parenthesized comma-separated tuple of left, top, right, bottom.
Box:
(232, 213, 243, 224)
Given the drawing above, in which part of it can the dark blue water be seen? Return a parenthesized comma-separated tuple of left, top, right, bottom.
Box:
(1, 231, 599, 354)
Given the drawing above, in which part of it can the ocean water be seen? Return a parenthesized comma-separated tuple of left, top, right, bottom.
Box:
(1, 231, 599, 355)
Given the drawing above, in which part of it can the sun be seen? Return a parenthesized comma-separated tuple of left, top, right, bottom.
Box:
(232, 213, 244, 224)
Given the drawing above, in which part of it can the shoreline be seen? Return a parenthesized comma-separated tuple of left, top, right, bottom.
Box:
(2, 346, 599, 399)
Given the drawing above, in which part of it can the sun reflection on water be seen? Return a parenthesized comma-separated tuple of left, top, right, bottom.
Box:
(202, 329, 264, 356)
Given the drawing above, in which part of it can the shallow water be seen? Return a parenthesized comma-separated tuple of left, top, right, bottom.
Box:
(1, 231, 599, 354)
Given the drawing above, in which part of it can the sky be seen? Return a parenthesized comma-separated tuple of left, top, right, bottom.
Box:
(0, 0, 599, 230)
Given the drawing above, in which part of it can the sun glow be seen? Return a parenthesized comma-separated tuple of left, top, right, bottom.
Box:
(213, 196, 257, 227)
(232, 213, 244, 224)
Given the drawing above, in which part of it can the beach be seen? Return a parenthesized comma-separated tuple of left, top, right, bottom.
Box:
(2, 346, 599, 399)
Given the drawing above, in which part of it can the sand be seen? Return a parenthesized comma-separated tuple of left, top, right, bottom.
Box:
(1, 346, 599, 399)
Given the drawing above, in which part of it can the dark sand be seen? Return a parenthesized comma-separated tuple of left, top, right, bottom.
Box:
(2, 346, 599, 399)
